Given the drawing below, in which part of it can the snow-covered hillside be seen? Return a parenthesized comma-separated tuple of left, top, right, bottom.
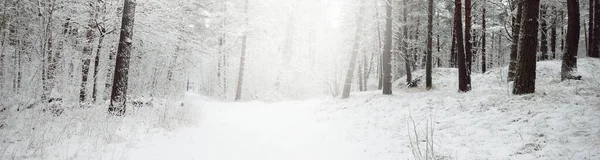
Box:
(1, 59, 599, 160)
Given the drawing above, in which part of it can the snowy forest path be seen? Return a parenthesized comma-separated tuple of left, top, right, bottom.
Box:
(127, 94, 368, 160)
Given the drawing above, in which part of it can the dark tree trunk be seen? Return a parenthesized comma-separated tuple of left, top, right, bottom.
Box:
(455, 0, 469, 92)
(235, 0, 249, 101)
(382, 1, 393, 95)
(437, 35, 441, 67)
(513, 0, 541, 95)
(562, 0, 581, 80)
(92, 34, 104, 103)
(482, 7, 487, 73)
(498, 32, 503, 66)
(341, 0, 365, 99)
(425, 0, 433, 90)
(540, 5, 548, 61)
(592, 0, 600, 57)
(81, 12, 96, 104)
(509, 0, 523, 81)
(464, 0, 473, 88)
(589, 0, 594, 57)
(450, 29, 456, 68)
(550, 7, 557, 60)
(403, 0, 412, 85)
(109, 0, 136, 116)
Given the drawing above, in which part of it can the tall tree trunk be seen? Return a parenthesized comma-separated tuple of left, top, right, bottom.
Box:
(42, 1, 56, 102)
(482, 6, 487, 73)
(235, 0, 249, 101)
(425, 0, 433, 90)
(375, 0, 383, 90)
(550, 6, 557, 60)
(362, 49, 369, 91)
(589, 0, 594, 57)
(540, 5, 548, 61)
(92, 33, 104, 103)
(341, 0, 365, 99)
(592, 0, 600, 57)
(358, 57, 364, 92)
(381, 0, 393, 95)
(498, 32, 503, 66)
(455, 0, 468, 92)
(513, 0, 541, 95)
(109, 0, 136, 116)
(437, 35, 441, 67)
(0, 1, 7, 87)
(508, 0, 523, 81)
(403, 0, 412, 85)
(80, 16, 96, 104)
(450, 29, 456, 68)
(562, 0, 581, 80)
(464, 0, 473, 89)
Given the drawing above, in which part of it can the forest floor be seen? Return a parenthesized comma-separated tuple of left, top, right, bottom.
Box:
(1, 59, 599, 160)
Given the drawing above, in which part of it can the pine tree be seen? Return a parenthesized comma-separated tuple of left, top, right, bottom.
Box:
(513, 0, 541, 95)
(381, 0, 393, 95)
(425, 0, 433, 90)
(341, 0, 365, 99)
(562, 0, 581, 81)
(235, 0, 250, 101)
(109, 0, 137, 116)
(508, 0, 523, 81)
(481, 5, 487, 73)
(455, 0, 468, 92)
(464, 0, 473, 90)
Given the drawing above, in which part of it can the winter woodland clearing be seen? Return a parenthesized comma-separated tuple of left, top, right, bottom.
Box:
(1, 0, 599, 160)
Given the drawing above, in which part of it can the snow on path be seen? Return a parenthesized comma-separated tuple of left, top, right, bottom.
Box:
(127, 95, 368, 160)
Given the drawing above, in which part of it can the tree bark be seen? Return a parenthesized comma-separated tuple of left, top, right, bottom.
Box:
(589, 0, 595, 57)
(109, 0, 136, 116)
(540, 5, 548, 61)
(235, 0, 249, 101)
(381, 0, 393, 95)
(592, 0, 600, 57)
(455, 0, 469, 92)
(464, 0, 473, 88)
(80, 17, 96, 104)
(508, 0, 523, 81)
(562, 0, 580, 81)
(482, 6, 487, 73)
(425, 0, 433, 90)
(403, 0, 412, 85)
(513, 0, 541, 95)
(341, 0, 365, 99)
(550, 7, 557, 60)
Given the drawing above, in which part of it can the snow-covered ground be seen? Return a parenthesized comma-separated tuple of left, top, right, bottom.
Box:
(1, 59, 599, 160)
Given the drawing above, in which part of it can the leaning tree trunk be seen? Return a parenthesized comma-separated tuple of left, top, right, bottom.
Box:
(425, 0, 433, 90)
(513, 0, 541, 95)
(454, 0, 468, 92)
(562, 0, 580, 81)
(341, 0, 365, 99)
(234, 0, 249, 101)
(508, 0, 523, 81)
(381, 0, 393, 95)
(109, 0, 136, 116)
